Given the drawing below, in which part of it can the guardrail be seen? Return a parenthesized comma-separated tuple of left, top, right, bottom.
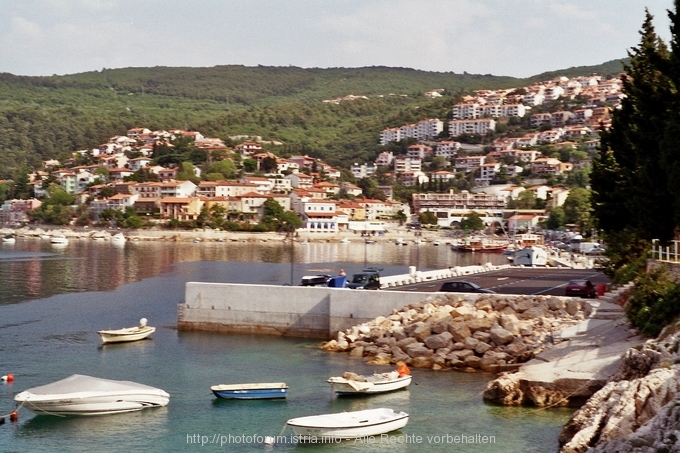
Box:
(651, 239, 680, 262)
(379, 263, 512, 289)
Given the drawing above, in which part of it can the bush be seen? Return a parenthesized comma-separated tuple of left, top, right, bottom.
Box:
(626, 267, 680, 337)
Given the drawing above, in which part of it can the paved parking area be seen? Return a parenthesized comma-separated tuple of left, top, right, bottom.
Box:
(388, 267, 608, 297)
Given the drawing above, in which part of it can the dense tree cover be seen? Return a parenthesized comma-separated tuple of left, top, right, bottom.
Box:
(592, 9, 678, 246)
(0, 62, 625, 179)
(460, 212, 485, 232)
(590, 2, 680, 333)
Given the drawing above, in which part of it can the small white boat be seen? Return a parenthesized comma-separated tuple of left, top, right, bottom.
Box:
(14, 374, 169, 416)
(211, 382, 288, 400)
(50, 235, 69, 245)
(1, 234, 16, 244)
(98, 318, 155, 344)
(328, 370, 412, 395)
(111, 233, 126, 244)
(287, 407, 409, 440)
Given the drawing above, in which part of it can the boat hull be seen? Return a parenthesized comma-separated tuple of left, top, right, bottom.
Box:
(98, 326, 155, 344)
(14, 375, 169, 416)
(329, 375, 411, 395)
(15, 392, 169, 415)
(211, 383, 288, 400)
(287, 408, 409, 440)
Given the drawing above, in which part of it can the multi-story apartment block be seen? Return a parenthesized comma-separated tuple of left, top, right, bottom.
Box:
(399, 170, 428, 187)
(530, 113, 552, 127)
(454, 155, 485, 172)
(452, 103, 480, 119)
(394, 157, 422, 173)
(412, 190, 506, 226)
(479, 104, 526, 118)
(515, 133, 540, 148)
(416, 118, 443, 139)
(551, 111, 573, 127)
(351, 163, 376, 179)
(530, 158, 573, 175)
(406, 144, 433, 160)
(435, 141, 461, 159)
(379, 127, 401, 145)
(448, 119, 495, 137)
(375, 151, 394, 167)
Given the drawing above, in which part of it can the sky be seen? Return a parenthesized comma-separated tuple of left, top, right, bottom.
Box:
(0, 0, 675, 78)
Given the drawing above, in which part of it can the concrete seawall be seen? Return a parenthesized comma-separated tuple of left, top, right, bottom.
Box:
(179, 283, 441, 338)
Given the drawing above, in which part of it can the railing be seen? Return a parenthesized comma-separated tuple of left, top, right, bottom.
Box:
(651, 239, 680, 262)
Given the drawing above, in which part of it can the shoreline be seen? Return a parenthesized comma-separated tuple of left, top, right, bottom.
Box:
(1, 225, 452, 244)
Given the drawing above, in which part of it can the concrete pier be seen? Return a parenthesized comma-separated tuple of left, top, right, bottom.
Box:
(178, 282, 437, 338)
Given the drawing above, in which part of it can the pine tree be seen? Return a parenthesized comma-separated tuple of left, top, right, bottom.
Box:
(592, 9, 675, 243)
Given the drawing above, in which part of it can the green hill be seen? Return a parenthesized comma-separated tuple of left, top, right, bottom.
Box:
(0, 61, 627, 178)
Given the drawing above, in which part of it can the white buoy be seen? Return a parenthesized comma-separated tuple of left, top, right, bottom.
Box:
(139, 318, 148, 327)
(264, 436, 275, 445)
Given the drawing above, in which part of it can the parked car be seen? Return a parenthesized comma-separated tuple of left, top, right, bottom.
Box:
(300, 275, 332, 287)
(346, 268, 382, 290)
(564, 279, 597, 298)
(439, 281, 496, 294)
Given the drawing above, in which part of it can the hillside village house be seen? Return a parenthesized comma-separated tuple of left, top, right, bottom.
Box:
(196, 181, 260, 198)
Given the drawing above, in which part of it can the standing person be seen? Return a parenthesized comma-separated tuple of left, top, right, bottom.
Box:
(338, 269, 346, 276)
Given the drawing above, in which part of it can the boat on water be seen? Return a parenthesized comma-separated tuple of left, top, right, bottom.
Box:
(98, 318, 155, 344)
(1, 234, 16, 243)
(287, 407, 409, 440)
(111, 233, 126, 244)
(328, 370, 411, 395)
(14, 374, 169, 416)
(50, 235, 69, 245)
(211, 382, 288, 400)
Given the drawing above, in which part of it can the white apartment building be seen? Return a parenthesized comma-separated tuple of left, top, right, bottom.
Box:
(380, 127, 401, 145)
(448, 119, 495, 137)
(351, 163, 376, 179)
(454, 155, 485, 172)
(452, 103, 480, 119)
(375, 151, 394, 167)
(435, 141, 461, 159)
(394, 157, 422, 173)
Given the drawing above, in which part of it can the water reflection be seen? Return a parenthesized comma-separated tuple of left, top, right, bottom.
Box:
(0, 238, 507, 307)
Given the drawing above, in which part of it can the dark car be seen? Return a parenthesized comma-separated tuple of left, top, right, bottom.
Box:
(346, 268, 382, 290)
(439, 281, 496, 294)
(565, 279, 597, 298)
(300, 275, 332, 287)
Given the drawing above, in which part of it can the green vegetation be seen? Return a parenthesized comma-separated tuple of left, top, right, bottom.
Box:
(0, 62, 627, 179)
(590, 5, 680, 334)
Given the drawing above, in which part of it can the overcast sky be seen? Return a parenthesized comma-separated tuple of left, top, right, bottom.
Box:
(0, 0, 674, 78)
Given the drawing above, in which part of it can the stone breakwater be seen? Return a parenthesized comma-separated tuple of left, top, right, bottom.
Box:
(322, 293, 591, 373)
(557, 320, 680, 453)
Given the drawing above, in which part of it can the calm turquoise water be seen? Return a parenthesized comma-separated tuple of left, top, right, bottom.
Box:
(0, 238, 573, 452)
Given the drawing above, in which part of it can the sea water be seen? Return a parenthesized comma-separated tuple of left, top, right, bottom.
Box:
(0, 238, 573, 452)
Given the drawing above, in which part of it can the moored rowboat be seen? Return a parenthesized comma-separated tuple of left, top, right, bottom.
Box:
(211, 382, 288, 399)
(287, 407, 409, 440)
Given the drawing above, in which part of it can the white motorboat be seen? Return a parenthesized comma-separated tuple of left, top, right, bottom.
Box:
(328, 370, 412, 395)
(287, 407, 409, 440)
(1, 234, 16, 244)
(50, 235, 69, 245)
(14, 374, 169, 416)
(111, 233, 126, 244)
(98, 318, 155, 344)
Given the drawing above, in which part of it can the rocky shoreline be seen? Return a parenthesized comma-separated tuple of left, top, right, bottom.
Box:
(557, 320, 680, 453)
(322, 292, 591, 373)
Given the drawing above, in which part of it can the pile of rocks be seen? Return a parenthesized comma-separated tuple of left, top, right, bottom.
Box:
(322, 293, 590, 372)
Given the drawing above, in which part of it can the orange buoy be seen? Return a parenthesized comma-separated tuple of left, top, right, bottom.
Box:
(6, 374, 13, 383)
(9, 410, 18, 422)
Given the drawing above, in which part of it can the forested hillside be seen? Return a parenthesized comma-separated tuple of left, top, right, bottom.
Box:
(0, 60, 626, 179)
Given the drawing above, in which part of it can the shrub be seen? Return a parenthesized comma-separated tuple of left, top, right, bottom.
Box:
(626, 267, 680, 337)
